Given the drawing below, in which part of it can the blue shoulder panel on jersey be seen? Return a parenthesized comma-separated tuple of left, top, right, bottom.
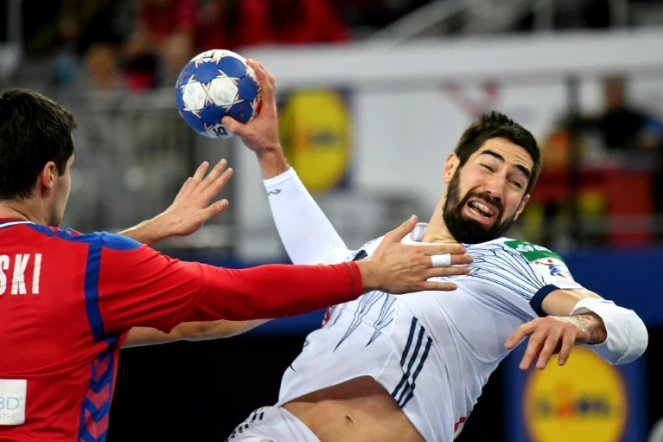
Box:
(98, 232, 142, 251)
(28, 225, 142, 342)
(27, 225, 141, 250)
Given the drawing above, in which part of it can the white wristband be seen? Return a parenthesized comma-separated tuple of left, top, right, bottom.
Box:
(571, 297, 648, 365)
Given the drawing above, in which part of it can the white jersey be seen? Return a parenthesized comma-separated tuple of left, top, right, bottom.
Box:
(276, 224, 584, 442)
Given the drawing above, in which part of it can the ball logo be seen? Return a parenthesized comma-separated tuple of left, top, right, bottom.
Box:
(523, 347, 627, 442)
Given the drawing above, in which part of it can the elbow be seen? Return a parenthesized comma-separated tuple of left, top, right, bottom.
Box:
(620, 312, 648, 365)
(604, 310, 648, 366)
(572, 298, 648, 365)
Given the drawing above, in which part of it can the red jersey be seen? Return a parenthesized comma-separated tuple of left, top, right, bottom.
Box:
(0, 219, 363, 441)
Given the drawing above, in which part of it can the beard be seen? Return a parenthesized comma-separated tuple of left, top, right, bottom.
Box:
(442, 169, 517, 244)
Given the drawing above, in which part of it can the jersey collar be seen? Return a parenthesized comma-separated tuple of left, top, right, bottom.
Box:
(0, 219, 34, 229)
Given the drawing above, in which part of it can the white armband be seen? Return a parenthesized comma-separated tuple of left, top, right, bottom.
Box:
(571, 298, 648, 365)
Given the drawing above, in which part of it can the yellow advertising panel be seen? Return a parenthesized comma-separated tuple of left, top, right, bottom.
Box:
(523, 347, 627, 442)
(278, 90, 352, 192)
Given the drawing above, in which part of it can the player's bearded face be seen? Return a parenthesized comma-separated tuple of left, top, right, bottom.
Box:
(443, 167, 516, 244)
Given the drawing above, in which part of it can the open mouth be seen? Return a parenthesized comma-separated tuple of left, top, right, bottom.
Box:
(465, 199, 499, 224)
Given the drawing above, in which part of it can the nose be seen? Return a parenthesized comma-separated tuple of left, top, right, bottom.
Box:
(483, 174, 505, 201)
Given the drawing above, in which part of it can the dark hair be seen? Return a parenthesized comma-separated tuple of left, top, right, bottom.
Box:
(0, 89, 77, 200)
(454, 111, 541, 194)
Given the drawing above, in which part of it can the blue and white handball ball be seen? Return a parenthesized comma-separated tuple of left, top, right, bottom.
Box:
(175, 49, 262, 139)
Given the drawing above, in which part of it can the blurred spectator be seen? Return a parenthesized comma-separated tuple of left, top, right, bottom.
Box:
(535, 75, 663, 247)
(85, 43, 123, 99)
(196, 0, 350, 52)
(271, 0, 350, 44)
(124, 0, 197, 89)
(331, 0, 395, 32)
(587, 75, 663, 151)
(59, 0, 123, 56)
(196, 0, 273, 51)
(584, 76, 663, 230)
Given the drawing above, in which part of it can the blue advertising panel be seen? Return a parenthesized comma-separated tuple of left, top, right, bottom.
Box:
(505, 345, 646, 442)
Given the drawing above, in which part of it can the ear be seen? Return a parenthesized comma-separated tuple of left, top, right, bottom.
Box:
(513, 194, 530, 221)
(38, 162, 58, 194)
(443, 153, 459, 184)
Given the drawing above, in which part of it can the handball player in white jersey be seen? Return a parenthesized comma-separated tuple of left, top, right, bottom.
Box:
(129, 61, 648, 442)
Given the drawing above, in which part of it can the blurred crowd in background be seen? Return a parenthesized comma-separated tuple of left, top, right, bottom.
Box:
(4, 0, 404, 92)
(1, 0, 663, 253)
(2, 0, 660, 92)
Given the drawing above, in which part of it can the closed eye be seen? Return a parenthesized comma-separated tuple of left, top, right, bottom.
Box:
(511, 181, 523, 189)
(481, 164, 493, 172)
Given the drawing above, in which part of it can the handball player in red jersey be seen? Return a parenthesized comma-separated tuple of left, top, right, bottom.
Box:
(0, 88, 472, 441)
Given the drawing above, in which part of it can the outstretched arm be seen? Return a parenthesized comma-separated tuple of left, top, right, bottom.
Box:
(223, 60, 351, 265)
(124, 320, 269, 348)
(506, 288, 647, 369)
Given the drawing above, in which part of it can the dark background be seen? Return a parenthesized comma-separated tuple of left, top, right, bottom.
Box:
(108, 327, 663, 442)
(108, 327, 508, 442)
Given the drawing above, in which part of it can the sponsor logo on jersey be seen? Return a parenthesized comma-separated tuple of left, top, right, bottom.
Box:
(504, 240, 566, 263)
(533, 258, 572, 279)
(523, 347, 627, 442)
(505, 240, 574, 279)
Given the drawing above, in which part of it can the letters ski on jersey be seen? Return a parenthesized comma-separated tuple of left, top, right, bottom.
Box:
(0, 254, 41, 295)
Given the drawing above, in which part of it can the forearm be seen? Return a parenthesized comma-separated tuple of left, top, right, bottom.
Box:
(119, 216, 168, 246)
(124, 320, 270, 348)
(257, 147, 291, 179)
(568, 313, 608, 344)
(180, 319, 270, 340)
(184, 261, 370, 322)
(260, 149, 349, 264)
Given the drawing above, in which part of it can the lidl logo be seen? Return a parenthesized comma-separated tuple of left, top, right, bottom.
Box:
(523, 347, 627, 442)
(279, 90, 352, 192)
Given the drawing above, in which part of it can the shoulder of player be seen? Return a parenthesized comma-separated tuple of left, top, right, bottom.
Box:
(465, 237, 573, 278)
(27, 225, 144, 251)
(470, 237, 574, 282)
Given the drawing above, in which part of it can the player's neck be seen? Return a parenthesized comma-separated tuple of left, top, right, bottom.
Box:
(422, 203, 457, 244)
(0, 200, 44, 224)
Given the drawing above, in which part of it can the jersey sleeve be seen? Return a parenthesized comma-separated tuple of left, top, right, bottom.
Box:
(467, 240, 585, 320)
(264, 168, 350, 265)
(92, 232, 363, 338)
